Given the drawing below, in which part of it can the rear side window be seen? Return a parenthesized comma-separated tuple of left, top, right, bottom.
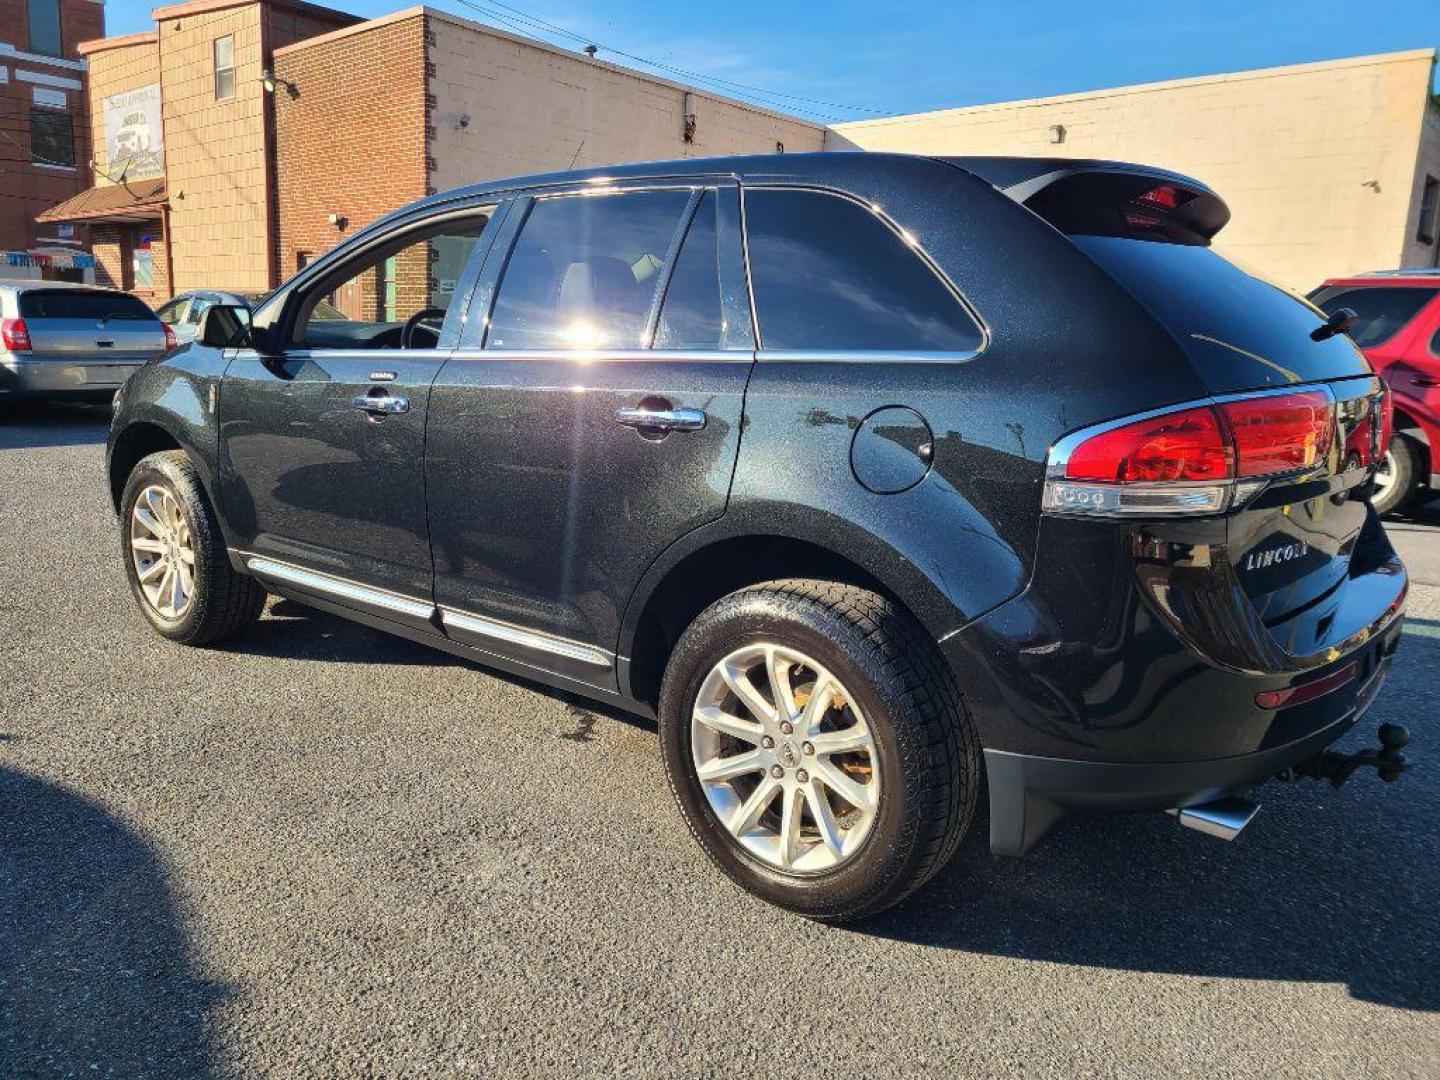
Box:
(18, 290, 155, 321)
(1310, 286, 1437, 348)
(744, 188, 982, 352)
(487, 189, 690, 350)
(654, 191, 723, 349)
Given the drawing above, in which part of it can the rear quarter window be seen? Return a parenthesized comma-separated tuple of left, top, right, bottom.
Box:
(1308, 286, 1438, 348)
(744, 187, 983, 353)
(19, 290, 157, 321)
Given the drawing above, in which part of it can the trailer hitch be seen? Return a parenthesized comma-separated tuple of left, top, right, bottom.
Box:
(1280, 723, 1412, 789)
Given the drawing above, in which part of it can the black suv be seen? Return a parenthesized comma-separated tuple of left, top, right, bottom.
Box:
(108, 153, 1408, 919)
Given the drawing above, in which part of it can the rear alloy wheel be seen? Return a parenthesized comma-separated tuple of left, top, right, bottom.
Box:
(660, 579, 979, 921)
(1370, 434, 1419, 517)
(690, 643, 881, 874)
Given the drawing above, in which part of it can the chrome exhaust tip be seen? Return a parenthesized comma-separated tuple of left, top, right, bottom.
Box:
(1169, 796, 1259, 841)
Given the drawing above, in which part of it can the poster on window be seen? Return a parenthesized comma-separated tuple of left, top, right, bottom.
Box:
(103, 84, 164, 179)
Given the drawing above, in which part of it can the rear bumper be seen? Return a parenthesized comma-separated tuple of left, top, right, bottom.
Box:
(985, 644, 1395, 855)
(1, 358, 146, 397)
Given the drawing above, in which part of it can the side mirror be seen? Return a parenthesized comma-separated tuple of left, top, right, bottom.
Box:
(198, 304, 253, 348)
(1311, 307, 1358, 342)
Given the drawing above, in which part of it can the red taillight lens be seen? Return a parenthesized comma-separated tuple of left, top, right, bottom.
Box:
(163, 323, 177, 350)
(1065, 405, 1233, 483)
(1219, 390, 1332, 477)
(1, 317, 32, 352)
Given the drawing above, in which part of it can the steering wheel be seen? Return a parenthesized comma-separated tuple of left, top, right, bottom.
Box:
(401, 307, 447, 349)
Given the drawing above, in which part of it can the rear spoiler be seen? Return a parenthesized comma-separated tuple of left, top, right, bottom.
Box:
(940, 156, 1231, 247)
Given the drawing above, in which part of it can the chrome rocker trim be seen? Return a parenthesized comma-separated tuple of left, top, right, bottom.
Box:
(238, 553, 613, 669)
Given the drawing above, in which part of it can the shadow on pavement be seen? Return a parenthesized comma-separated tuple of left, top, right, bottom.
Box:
(861, 624, 1440, 1012)
(219, 597, 467, 669)
(0, 767, 225, 1076)
(0, 402, 111, 450)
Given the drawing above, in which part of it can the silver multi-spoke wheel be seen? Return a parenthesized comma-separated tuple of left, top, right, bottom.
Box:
(1372, 448, 1397, 503)
(691, 642, 881, 875)
(129, 483, 196, 620)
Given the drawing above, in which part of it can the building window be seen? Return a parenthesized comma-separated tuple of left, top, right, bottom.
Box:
(27, 0, 63, 58)
(214, 35, 235, 100)
(132, 239, 155, 290)
(29, 108, 74, 167)
(1419, 175, 1439, 247)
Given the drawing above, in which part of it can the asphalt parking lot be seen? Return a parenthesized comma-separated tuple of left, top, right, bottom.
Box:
(2, 404, 1437, 1078)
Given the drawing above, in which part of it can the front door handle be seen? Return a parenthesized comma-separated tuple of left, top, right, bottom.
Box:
(612, 406, 706, 432)
(353, 391, 410, 415)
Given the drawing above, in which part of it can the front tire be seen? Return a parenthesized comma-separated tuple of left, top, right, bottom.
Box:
(120, 450, 265, 645)
(658, 580, 979, 920)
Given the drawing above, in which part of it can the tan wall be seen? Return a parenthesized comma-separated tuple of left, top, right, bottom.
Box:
(426, 9, 826, 195)
(272, 13, 429, 275)
(1401, 103, 1440, 269)
(830, 50, 1438, 292)
(85, 39, 161, 185)
(155, 4, 269, 294)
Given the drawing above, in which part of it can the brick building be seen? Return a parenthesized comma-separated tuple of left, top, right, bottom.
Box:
(39, 0, 824, 303)
(1, 0, 103, 278)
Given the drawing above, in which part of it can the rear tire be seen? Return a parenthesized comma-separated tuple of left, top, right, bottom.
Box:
(120, 450, 265, 645)
(658, 579, 979, 921)
(1371, 434, 1421, 517)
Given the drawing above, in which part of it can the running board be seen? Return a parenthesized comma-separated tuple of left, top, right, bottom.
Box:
(1168, 796, 1259, 841)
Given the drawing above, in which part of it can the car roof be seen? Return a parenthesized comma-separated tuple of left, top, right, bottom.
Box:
(0, 279, 133, 295)
(357, 150, 1210, 240)
(1318, 269, 1440, 288)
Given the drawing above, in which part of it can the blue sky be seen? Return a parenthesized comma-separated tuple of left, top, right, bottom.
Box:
(105, 0, 1439, 121)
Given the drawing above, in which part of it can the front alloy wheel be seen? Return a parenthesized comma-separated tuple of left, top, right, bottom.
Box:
(691, 643, 880, 874)
(130, 483, 196, 620)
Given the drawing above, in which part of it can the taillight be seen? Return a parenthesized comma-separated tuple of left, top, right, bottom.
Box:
(1, 317, 32, 352)
(1045, 388, 1336, 517)
(1222, 390, 1331, 476)
(163, 323, 177, 350)
(1255, 661, 1357, 710)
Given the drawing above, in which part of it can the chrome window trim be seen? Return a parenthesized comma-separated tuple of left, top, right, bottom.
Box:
(755, 348, 982, 366)
(243, 556, 435, 620)
(448, 347, 753, 365)
(440, 608, 613, 668)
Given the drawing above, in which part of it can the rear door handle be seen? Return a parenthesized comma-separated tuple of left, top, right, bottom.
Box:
(353, 392, 410, 415)
(612, 406, 706, 432)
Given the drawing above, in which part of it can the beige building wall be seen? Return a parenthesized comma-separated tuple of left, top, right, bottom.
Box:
(1402, 105, 1440, 269)
(426, 8, 825, 195)
(154, 2, 270, 294)
(830, 49, 1439, 291)
(84, 35, 162, 186)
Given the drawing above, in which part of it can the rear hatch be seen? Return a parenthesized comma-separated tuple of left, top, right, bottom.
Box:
(18, 289, 166, 360)
(993, 161, 1389, 642)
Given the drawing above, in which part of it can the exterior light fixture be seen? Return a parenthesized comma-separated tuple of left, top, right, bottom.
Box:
(1049, 124, 1066, 144)
(261, 70, 298, 98)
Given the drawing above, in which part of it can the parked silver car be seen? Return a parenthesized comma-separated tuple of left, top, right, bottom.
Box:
(1, 280, 172, 404)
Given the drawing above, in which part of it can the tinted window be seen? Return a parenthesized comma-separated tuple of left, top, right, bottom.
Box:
(655, 192, 723, 349)
(744, 188, 982, 352)
(487, 190, 690, 350)
(1311, 286, 1437, 348)
(19, 290, 155, 321)
(1075, 237, 1369, 392)
(28, 0, 62, 56)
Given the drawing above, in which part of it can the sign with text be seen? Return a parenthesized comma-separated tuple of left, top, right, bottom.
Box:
(103, 84, 164, 180)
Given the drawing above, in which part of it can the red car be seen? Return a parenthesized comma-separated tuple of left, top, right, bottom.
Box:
(1310, 269, 1440, 515)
